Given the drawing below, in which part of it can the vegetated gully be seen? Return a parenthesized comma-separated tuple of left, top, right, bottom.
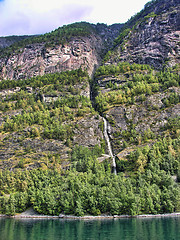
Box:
(90, 73, 117, 175)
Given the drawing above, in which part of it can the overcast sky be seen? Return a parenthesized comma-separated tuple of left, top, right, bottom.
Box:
(0, 0, 150, 36)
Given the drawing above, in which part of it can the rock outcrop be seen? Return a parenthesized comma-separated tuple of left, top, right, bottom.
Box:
(0, 36, 102, 79)
(95, 65, 180, 156)
(107, 0, 180, 69)
(0, 1, 179, 171)
(0, 23, 123, 80)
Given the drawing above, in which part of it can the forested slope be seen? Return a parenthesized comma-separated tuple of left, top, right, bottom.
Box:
(0, 0, 180, 217)
(0, 65, 179, 216)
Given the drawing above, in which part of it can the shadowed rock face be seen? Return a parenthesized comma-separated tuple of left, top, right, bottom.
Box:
(107, 0, 180, 69)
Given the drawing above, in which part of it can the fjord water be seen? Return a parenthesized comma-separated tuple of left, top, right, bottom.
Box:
(0, 217, 180, 240)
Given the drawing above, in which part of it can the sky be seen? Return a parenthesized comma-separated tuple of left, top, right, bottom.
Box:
(0, 0, 150, 37)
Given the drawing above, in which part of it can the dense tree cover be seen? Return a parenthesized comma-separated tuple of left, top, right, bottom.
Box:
(94, 62, 152, 78)
(0, 69, 94, 143)
(117, 136, 180, 174)
(0, 61, 179, 217)
(0, 68, 88, 90)
(0, 22, 95, 58)
(0, 94, 92, 135)
(0, 138, 179, 216)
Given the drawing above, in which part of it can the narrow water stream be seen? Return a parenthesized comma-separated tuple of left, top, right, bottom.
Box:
(103, 117, 117, 175)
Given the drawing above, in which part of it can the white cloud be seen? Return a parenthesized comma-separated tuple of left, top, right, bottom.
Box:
(0, 0, 150, 36)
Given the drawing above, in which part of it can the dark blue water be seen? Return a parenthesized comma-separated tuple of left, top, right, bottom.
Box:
(0, 217, 179, 240)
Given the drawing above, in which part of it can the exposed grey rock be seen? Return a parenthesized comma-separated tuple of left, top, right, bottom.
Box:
(105, 92, 180, 154)
(0, 36, 103, 79)
(73, 115, 104, 147)
(0, 87, 21, 98)
(108, 0, 180, 69)
(0, 24, 123, 80)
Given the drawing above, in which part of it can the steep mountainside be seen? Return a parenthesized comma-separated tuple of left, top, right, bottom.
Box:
(0, 0, 180, 217)
(0, 0, 179, 173)
(106, 0, 180, 68)
(0, 69, 105, 170)
(0, 23, 123, 79)
(92, 0, 180, 169)
(94, 62, 180, 168)
(0, 22, 124, 170)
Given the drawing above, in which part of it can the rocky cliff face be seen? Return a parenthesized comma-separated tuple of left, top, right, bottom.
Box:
(0, 24, 123, 80)
(0, 23, 124, 170)
(0, 35, 103, 79)
(0, 1, 179, 171)
(106, 88, 180, 155)
(94, 0, 180, 167)
(107, 0, 180, 69)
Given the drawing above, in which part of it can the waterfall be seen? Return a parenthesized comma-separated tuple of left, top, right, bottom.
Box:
(103, 117, 117, 175)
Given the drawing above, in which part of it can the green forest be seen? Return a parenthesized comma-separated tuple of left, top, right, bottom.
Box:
(0, 136, 179, 216)
(0, 69, 94, 142)
(0, 62, 180, 216)
(0, 0, 179, 218)
(95, 63, 180, 113)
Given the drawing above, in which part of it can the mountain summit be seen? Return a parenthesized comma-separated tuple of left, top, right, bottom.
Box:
(0, 23, 123, 80)
(0, 0, 179, 80)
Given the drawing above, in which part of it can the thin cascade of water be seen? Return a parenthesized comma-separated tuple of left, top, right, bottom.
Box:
(103, 117, 117, 175)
